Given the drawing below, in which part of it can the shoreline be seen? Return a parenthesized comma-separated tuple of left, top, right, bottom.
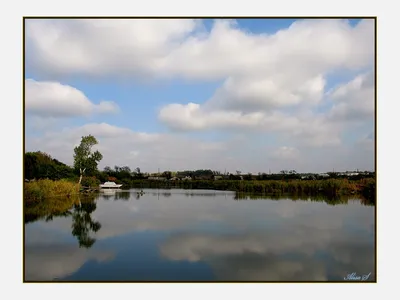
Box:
(24, 178, 375, 203)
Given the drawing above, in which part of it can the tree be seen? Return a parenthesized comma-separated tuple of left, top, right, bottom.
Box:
(24, 152, 39, 179)
(132, 167, 142, 179)
(103, 166, 112, 174)
(73, 135, 103, 184)
(162, 171, 172, 179)
(121, 166, 131, 173)
(244, 172, 253, 180)
(25, 151, 75, 180)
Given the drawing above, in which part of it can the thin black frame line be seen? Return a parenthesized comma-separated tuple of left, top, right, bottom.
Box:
(21, 16, 378, 284)
(22, 16, 26, 284)
(22, 16, 377, 19)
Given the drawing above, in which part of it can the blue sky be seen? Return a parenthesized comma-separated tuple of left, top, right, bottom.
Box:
(24, 18, 375, 173)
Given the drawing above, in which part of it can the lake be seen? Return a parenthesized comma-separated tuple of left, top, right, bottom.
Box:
(24, 189, 375, 282)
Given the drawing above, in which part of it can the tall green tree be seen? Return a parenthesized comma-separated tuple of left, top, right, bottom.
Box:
(73, 135, 103, 184)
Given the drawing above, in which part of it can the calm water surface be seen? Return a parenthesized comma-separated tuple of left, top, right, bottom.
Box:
(24, 189, 375, 282)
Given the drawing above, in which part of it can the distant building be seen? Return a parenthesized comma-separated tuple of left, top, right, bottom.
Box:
(148, 177, 167, 181)
(214, 175, 223, 180)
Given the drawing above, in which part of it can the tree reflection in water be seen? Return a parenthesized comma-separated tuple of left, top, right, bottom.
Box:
(233, 192, 375, 206)
(24, 195, 102, 249)
(71, 200, 101, 248)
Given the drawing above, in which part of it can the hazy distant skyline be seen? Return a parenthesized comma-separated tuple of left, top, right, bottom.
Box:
(24, 18, 375, 173)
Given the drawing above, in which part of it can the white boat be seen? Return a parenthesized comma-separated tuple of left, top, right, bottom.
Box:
(99, 181, 123, 189)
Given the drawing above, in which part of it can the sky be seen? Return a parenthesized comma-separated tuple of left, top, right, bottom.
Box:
(24, 18, 375, 174)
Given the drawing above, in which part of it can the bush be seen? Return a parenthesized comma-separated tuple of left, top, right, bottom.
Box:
(360, 178, 376, 202)
(108, 176, 118, 182)
(80, 176, 100, 188)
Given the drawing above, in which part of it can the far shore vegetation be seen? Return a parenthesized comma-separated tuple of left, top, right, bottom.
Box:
(24, 135, 376, 204)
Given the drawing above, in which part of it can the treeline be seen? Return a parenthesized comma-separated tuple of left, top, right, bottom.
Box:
(24, 152, 375, 184)
(24, 151, 109, 187)
(25, 152, 76, 181)
(24, 151, 376, 202)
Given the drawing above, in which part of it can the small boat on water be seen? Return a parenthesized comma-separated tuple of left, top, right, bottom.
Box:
(99, 181, 123, 189)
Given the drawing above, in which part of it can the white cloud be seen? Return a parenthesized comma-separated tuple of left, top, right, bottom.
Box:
(152, 19, 374, 145)
(157, 18, 374, 140)
(159, 103, 342, 147)
(203, 74, 326, 113)
(129, 150, 140, 157)
(26, 19, 201, 78)
(157, 68, 372, 147)
(25, 79, 119, 117)
(27, 19, 374, 80)
(270, 146, 300, 160)
(327, 71, 375, 122)
(25, 122, 374, 173)
(24, 19, 375, 172)
(159, 103, 278, 131)
(25, 122, 234, 172)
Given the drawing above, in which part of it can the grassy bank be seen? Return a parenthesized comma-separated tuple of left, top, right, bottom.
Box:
(125, 178, 375, 199)
(24, 179, 81, 202)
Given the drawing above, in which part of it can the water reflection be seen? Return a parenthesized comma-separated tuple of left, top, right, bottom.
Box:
(159, 228, 375, 281)
(234, 192, 375, 206)
(101, 190, 137, 201)
(24, 189, 375, 282)
(25, 195, 102, 249)
(72, 201, 102, 248)
(24, 243, 113, 281)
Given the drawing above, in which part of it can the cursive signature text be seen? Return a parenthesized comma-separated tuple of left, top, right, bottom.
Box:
(344, 272, 371, 281)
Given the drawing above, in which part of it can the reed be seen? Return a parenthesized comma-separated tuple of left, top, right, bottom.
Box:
(24, 179, 80, 202)
(127, 178, 375, 200)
